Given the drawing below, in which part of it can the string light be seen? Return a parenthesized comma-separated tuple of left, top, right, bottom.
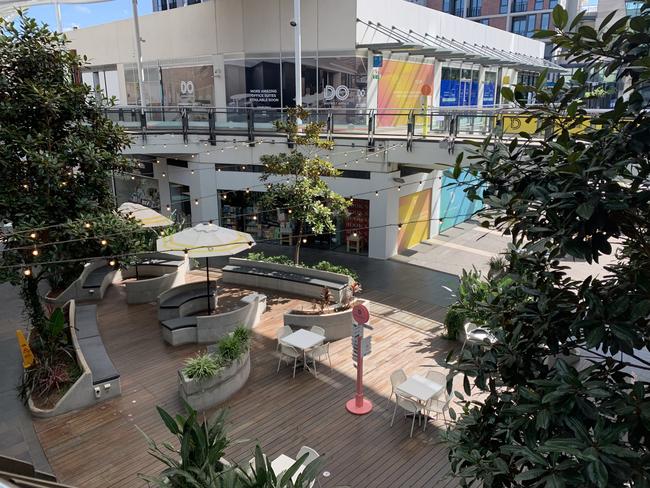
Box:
(194, 199, 199, 205)
(23, 268, 31, 276)
(84, 222, 91, 229)
(100, 239, 108, 246)
(302, 238, 307, 243)
(166, 204, 171, 211)
(398, 223, 403, 230)
(252, 215, 257, 220)
(109, 259, 116, 267)
(30, 232, 37, 239)
(191, 169, 195, 175)
(161, 172, 166, 177)
(32, 248, 39, 256)
(375, 191, 379, 197)
(397, 186, 401, 191)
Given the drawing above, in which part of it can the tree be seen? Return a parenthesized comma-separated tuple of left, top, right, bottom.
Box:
(0, 13, 149, 332)
(260, 106, 350, 264)
(445, 4, 650, 487)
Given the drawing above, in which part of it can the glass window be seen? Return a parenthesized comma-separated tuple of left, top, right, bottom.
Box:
(443, 0, 451, 12)
(160, 65, 214, 107)
(549, 0, 558, 6)
(125, 65, 162, 107)
(511, 16, 528, 35)
(499, 0, 509, 13)
(540, 12, 550, 29)
(478, 18, 489, 24)
(483, 71, 497, 106)
(534, 0, 544, 8)
(527, 14, 536, 35)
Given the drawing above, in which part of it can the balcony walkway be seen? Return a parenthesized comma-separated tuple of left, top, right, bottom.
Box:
(32, 270, 461, 488)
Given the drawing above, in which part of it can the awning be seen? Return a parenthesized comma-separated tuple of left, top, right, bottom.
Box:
(357, 18, 565, 72)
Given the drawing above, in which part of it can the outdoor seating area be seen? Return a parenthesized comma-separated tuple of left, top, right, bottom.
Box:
(30, 270, 458, 487)
(390, 369, 451, 438)
(161, 292, 267, 346)
(157, 280, 217, 321)
(119, 254, 188, 304)
(222, 257, 352, 302)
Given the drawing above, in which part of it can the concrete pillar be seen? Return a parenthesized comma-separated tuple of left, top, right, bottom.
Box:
(429, 170, 444, 237)
(432, 60, 443, 108)
(477, 65, 486, 108)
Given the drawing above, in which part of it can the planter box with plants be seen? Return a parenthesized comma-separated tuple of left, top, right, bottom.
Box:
(283, 283, 365, 341)
(222, 255, 354, 302)
(178, 327, 251, 411)
(27, 300, 121, 418)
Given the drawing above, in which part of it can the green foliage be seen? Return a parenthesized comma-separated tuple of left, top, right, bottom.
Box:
(183, 327, 251, 380)
(0, 13, 149, 334)
(140, 402, 230, 487)
(260, 106, 350, 264)
(141, 404, 320, 488)
(183, 353, 221, 380)
(246, 252, 360, 282)
(446, 5, 650, 487)
(443, 305, 466, 341)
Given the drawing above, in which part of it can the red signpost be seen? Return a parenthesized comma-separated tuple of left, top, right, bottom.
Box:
(346, 304, 373, 415)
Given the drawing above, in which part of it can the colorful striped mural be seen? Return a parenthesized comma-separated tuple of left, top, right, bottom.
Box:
(377, 59, 434, 127)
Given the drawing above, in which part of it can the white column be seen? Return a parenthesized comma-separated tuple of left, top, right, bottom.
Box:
(432, 61, 443, 108)
(477, 65, 486, 108)
(293, 0, 302, 107)
(131, 0, 147, 110)
(429, 170, 444, 237)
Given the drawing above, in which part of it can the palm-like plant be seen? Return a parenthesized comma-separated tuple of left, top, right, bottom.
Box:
(140, 402, 230, 487)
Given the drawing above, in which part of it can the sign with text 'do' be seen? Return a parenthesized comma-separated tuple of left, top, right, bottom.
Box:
(352, 303, 369, 325)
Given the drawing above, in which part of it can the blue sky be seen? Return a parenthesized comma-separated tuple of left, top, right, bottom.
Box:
(26, 0, 152, 31)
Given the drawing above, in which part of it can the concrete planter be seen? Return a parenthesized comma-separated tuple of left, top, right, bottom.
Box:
(283, 299, 368, 341)
(178, 350, 250, 411)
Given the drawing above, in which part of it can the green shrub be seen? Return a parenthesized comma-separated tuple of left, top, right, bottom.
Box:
(444, 304, 466, 340)
(218, 326, 251, 363)
(246, 252, 360, 282)
(182, 353, 220, 379)
(312, 261, 359, 281)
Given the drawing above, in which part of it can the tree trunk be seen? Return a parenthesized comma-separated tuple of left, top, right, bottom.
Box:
(20, 276, 47, 333)
(293, 221, 304, 265)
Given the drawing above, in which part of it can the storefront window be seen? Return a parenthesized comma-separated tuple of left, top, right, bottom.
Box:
(483, 71, 497, 106)
(114, 173, 161, 211)
(125, 65, 163, 106)
(440, 66, 480, 107)
(161, 65, 215, 107)
(224, 54, 367, 120)
(170, 183, 191, 224)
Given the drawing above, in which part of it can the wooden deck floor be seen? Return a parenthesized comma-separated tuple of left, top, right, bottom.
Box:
(33, 271, 460, 488)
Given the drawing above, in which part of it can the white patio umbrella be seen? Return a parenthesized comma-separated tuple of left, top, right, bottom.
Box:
(156, 222, 255, 313)
(118, 202, 173, 228)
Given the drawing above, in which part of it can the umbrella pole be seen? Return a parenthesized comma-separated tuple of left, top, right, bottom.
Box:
(206, 257, 211, 315)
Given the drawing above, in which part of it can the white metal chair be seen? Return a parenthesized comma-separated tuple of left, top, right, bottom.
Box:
(425, 370, 446, 386)
(390, 392, 422, 438)
(388, 369, 407, 408)
(276, 326, 293, 350)
(296, 446, 321, 488)
(460, 321, 497, 354)
(310, 326, 326, 337)
(423, 391, 452, 430)
(306, 342, 331, 377)
(277, 344, 301, 378)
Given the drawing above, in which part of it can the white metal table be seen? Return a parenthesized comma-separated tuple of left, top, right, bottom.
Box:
(396, 374, 443, 403)
(281, 329, 326, 375)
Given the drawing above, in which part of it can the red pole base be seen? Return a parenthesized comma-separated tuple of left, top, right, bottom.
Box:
(346, 397, 373, 415)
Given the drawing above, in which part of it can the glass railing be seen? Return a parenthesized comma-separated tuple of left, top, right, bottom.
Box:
(105, 105, 604, 142)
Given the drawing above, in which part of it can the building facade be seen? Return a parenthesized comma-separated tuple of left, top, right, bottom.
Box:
(68, 0, 558, 259)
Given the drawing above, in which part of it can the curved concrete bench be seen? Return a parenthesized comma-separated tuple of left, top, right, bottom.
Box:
(161, 293, 267, 346)
(29, 300, 121, 418)
(44, 260, 117, 306)
(283, 300, 368, 341)
(178, 350, 250, 411)
(157, 281, 217, 321)
(120, 258, 188, 304)
(222, 258, 352, 302)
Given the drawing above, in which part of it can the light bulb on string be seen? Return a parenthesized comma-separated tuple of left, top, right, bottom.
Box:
(166, 204, 171, 212)
(23, 268, 32, 277)
(397, 186, 401, 192)
(109, 259, 116, 267)
(252, 215, 257, 220)
(161, 172, 166, 178)
(398, 223, 403, 230)
(30, 232, 37, 239)
(84, 222, 91, 229)
(191, 169, 195, 175)
(32, 248, 39, 256)
(375, 191, 379, 197)
(194, 199, 199, 205)
(100, 239, 108, 246)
